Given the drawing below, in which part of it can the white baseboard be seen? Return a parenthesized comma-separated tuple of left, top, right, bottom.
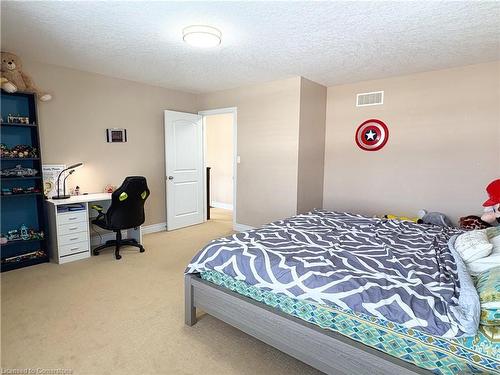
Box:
(233, 223, 255, 232)
(142, 222, 167, 234)
(211, 201, 233, 210)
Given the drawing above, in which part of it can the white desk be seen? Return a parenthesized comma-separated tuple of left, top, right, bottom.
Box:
(46, 193, 142, 264)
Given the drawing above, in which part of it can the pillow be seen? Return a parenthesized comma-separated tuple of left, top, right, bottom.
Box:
(474, 266, 500, 326)
(480, 309, 500, 326)
(454, 230, 493, 263)
(467, 254, 500, 275)
(478, 325, 500, 341)
(486, 227, 500, 253)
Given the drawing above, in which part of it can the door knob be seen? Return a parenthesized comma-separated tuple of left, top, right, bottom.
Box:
(168, 176, 174, 180)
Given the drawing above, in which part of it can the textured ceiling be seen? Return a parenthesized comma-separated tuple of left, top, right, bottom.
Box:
(1, 1, 499, 93)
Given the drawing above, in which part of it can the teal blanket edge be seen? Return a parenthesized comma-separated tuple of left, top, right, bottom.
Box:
(200, 270, 499, 375)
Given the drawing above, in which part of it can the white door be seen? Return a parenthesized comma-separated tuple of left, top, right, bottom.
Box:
(164, 110, 204, 230)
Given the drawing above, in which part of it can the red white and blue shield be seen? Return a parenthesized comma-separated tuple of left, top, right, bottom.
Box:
(355, 119, 389, 151)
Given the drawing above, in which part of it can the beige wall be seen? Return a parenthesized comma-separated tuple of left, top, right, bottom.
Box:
(24, 59, 198, 226)
(26, 57, 493, 229)
(297, 78, 327, 213)
(323, 61, 500, 222)
(24, 59, 324, 229)
(206, 113, 233, 207)
(198, 77, 302, 227)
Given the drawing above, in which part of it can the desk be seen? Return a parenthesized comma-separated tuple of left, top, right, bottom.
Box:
(46, 193, 142, 264)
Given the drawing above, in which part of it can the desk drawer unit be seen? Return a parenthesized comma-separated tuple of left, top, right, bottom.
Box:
(58, 220, 88, 236)
(47, 206, 91, 264)
(58, 211, 87, 225)
(59, 241, 89, 257)
(58, 231, 89, 246)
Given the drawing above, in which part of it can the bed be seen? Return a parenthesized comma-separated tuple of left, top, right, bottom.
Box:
(184, 210, 499, 374)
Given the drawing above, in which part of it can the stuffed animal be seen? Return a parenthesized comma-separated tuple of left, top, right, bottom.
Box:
(482, 204, 500, 225)
(481, 179, 500, 226)
(1, 51, 52, 101)
(459, 215, 490, 230)
(383, 214, 421, 223)
(418, 209, 453, 227)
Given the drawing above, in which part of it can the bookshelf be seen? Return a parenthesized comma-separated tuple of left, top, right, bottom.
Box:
(0, 91, 49, 272)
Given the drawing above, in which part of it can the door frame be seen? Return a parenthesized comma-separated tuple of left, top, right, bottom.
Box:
(198, 107, 237, 230)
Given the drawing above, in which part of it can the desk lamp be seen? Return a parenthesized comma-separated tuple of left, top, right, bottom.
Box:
(52, 163, 83, 200)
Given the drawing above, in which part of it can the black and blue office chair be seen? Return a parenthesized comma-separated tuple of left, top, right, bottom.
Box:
(91, 176, 150, 260)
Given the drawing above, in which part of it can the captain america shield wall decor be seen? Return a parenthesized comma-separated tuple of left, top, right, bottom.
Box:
(355, 119, 389, 151)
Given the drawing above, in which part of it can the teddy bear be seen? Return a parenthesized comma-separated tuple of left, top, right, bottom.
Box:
(1, 51, 52, 101)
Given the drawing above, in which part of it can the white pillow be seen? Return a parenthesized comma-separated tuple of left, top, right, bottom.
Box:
(454, 230, 493, 263)
(466, 253, 500, 275)
(486, 227, 500, 253)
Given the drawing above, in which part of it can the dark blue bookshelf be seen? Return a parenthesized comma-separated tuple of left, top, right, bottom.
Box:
(0, 91, 49, 271)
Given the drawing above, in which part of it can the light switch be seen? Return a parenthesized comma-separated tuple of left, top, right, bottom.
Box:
(237, 155, 241, 164)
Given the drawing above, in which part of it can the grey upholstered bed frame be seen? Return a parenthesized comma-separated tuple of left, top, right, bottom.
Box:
(185, 274, 431, 375)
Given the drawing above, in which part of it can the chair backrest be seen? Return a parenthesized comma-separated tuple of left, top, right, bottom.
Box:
(106, 176, 150, 230)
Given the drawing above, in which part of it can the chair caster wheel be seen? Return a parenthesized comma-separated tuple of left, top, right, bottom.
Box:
(93, 251, 100, 256)
(140, 248, 145, 253)
(115, 254, 122, 260)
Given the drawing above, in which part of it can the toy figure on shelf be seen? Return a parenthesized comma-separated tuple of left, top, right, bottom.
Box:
(25, 186, 41, 194)
(1, 186, 41, 195)
(20, 225, 29, 240)
(0, 144, 38, 158)
(6, 114, 29, 124)
(6, 229, 20, 241)
(0, 165, 38, 177)
(2, 226, 44, 243)
(1, 250, 46, 264)
(29, 229, 44, 240)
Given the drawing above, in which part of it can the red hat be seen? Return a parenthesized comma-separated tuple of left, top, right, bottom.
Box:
(483, 179, 500, 207)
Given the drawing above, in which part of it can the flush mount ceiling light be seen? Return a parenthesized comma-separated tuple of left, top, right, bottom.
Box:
(182, 25, 222, 48)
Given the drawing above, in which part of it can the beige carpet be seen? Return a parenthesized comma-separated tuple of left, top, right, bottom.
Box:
(1, 209, 320, 375)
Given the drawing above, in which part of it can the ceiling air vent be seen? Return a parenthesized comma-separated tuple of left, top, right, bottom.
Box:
(356, 91, 384, 107)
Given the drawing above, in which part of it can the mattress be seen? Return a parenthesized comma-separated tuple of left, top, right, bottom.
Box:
(200, 270, 500, 375)
(187, 210, 478, 338)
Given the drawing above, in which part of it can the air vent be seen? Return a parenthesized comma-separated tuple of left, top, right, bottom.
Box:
(356, 91, 384, 107)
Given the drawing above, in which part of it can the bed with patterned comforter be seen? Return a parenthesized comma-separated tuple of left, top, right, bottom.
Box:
(186, 210, 498, 374)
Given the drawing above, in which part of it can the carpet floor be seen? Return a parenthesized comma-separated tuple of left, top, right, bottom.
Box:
(1, 209, 320, 375)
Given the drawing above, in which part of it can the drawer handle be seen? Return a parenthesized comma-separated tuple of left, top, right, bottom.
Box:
(70, 237, 79, 241)
(70, 247, 80, 251)
(68, 217, 77, 221)
(69, 227, 78, 230)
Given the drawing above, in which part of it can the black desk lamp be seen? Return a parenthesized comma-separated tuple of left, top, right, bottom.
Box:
(52, 163, 83, 200)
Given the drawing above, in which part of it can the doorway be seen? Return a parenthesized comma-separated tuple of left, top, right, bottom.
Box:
(199, 108, 237, 229)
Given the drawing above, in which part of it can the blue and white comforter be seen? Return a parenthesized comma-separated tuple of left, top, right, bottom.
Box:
(186, 210, 480, 338)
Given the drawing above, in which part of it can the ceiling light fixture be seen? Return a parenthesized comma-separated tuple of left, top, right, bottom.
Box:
(183, 25, 222, 48)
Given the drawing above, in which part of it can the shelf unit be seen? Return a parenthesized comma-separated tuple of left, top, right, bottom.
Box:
(1, 158, 41, 161)
(0, 91, 49, 272)
(0, 123, 38, 128)
(1, 192, 43, 198)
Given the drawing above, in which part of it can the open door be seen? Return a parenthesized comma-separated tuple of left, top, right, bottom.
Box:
(164, 110, 204, 230)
